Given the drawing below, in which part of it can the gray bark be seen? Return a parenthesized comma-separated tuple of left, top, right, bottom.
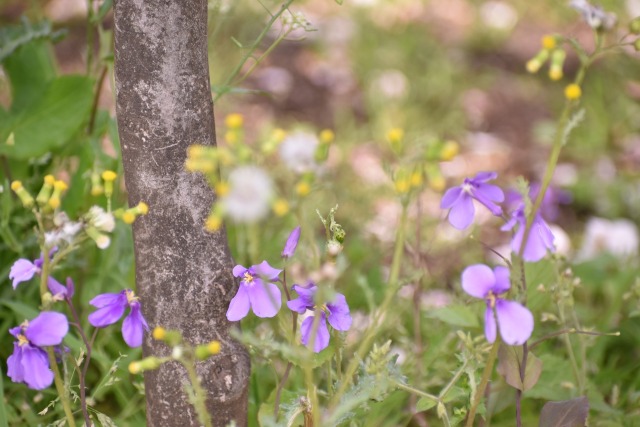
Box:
(112, 0, 250, 425)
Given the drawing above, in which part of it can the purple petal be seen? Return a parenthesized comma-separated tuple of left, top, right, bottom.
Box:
(475, 183, 504, 203)
(21, 346, 54, 390)
(25, 312, 69, 347)
(252, 261, 282, 280)
(447, 193, 475, 230)
(496, 299, 534, 345)
(65, 278, 75, 299)
(88, 303, 126, 328)
(512, 217, 555, 262)
(122, 304, 148, 348)
(287, 284, 317, 313)
(8, 326, 21, 339)
(300, 313, 330, 353)
(89, 291, 127, 308)
(9, 259, 38, 289)
(440, 186, 463, 209)
(47, 277, 67, 299)
(484, 306, 497, 343)
(461, 264, 495, 299)
(282, 226, 301, 258)
(327, 293, 352, 331)
(471, 187, 503, 216)
(492, 266, 511, 294)
(7, 343, 25, 383)
(226, 284, 251, 321)
(232, 265, 248, 278)
(500, 214, 518, 232)
(287, 296, 312, 314)
(248, 281, 282, 318)
(473, 171, 498, 182)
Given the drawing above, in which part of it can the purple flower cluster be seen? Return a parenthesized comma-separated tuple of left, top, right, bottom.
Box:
(7, 251, 149, 390)
(226, 227, 353, 353)
(288, 283, 352, 352)
(7, 312, 69, 390)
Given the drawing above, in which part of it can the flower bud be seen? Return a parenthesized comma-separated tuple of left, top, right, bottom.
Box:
(11, 181, 34, 208)
(525, 49, 549, 74)
(548, 49, 566, 81)
(121, 202, 149, 224)
(48, 180, 68, 210)
(85, 226, 111, 249)
(386, 128, 404, 153)
(319, 129, 335, 145)
(439, 140, 459, 161)
(195, 340, 221, 360)
(36, 175, 55, 206)
(564, 83, 582, 100)
(296, 181, 311, 197)
(90, 171, 104, 196)
(225, 113, 244, 129)
(541, 34, 557, 50)
(129, 356, 163, 374)
(327, 240, 343, 256)
(272, 198, 290, 217)
(102, 170, 117, 198)
(205, 212, 223, 232)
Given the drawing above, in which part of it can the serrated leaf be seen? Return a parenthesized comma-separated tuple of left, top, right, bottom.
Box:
(428, 304, 479, 328)
(0, 75, 93, 159)
(539, 396, 589, 427)
(93, 412, 118, 427)
(497, 344, 543, 391)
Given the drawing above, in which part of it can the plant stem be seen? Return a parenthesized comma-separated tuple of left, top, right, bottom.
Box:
(465, 339, 500, 427)
(183, 358, 213, 427)
(329, 202, 408, 410)
(67, 300, 93, 427)
(47, 349, 77, 427)
(213, 0, 295, 102)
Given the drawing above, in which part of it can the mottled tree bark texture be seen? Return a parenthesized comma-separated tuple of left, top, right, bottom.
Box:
(113, 0, 249, 425)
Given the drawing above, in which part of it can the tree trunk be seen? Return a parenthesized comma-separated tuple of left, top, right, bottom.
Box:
(112, 0, 250, 425)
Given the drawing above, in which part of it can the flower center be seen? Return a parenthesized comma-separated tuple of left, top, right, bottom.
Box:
(462, 182, 473, 194)
(17, 334, 29, 347)
(486, 291, 497, 309)
(126, 289, 139, 304)
(243, 272, 254, 284)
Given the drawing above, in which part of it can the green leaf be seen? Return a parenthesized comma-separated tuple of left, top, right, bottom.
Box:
(427, 304, 479, 328)
(0, 75, 94, 159)
(416, 396, 437, 412)
(2, 40, 56, 112)
(539, 396, 589, 427)
(496, 343, 543, 392)
(0, 365, 8, 427)
(91, 0, 113, 23)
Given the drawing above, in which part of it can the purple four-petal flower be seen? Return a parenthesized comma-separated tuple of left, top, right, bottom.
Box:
(287, 282, 352, 353)
(501, 205, 555, 262)
(88, 289, 149, 348)
(7, 311, 69, 390)
(226, 261, 283, 321)
(461, 264, 533, 345)
(440, 172, 505, 230)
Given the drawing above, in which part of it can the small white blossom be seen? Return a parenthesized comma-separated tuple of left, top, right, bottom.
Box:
(576, 217, 638, 262)
(223, 166, 274, 223)
(279, 131, 319, 174)
(87, 206, 115, 233)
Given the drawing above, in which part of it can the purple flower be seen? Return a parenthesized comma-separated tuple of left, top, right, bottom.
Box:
(9, 249, 59, 290)
(7, 311, 69, 390)
(226, 261, 282, 321)
(287, 282, 352, 353)
(501, 205, 555, 262)
(282, 226, 301, 259)
(505, 183, 571, 222)
(88, 289, 149, 348)
(48, 277, 75, 302)
(462, 264, 533, 345)
(440, 172, 505, 230)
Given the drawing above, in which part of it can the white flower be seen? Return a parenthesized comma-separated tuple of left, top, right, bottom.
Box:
(279, 131, 319, 174)
(86, 206, 115, 232)
(576, 217, 638, 262)
(223, 166, 274, 223)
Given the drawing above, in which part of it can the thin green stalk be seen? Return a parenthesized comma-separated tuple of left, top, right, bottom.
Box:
(329, 203, 408, 410)
(213, 0, 295, 102)
(558, 305, 583, 393)
(439, 360, 468, 400)
(465, 339, 500, 427)
(47, 349, 76, 427)
(183, 359, 213, 427)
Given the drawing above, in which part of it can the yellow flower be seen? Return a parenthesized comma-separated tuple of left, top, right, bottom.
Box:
(129, 362, 141, 374)
(410, 171, 423, 187)
(439, 140, 459, 161)
(101, 170, 117, 182)
(429, 176, 446, 192)
(386, 128, 404, 151)
(296, 181, 311, 197)
(205, 214, 222, 232)
(215, 181, 230, 197)
(272, 199, 290, 216)
(207, 341, 221, 355)
(225, 113, 244, 129)
(395, 179, 410, 194)
(152, 327, 166, 340)
(319, 129, 335, 144)
(542, 35, 556, 50)
(564, 84, 582, 100)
